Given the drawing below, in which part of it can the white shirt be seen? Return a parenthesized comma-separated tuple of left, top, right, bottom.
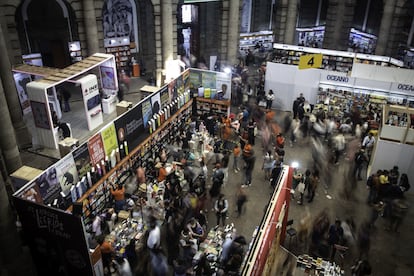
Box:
(92, 216, 102, 236)
(147, 225, 161, 249)
(114, 258, 133, 276)
(362, 135, 375, 148)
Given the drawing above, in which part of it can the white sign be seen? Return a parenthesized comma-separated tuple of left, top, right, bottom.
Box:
(79, 74, 103, 131)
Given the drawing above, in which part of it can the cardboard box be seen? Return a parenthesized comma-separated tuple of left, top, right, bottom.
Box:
(10, 165, 43, 191)
(59, 137, 79, 157)
(116, 101, 132, 116)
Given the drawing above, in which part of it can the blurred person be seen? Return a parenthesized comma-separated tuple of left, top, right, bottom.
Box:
(333, 131, 346, 165)
(357, 221, 371, 259)
(233, 143, 241, 173)
(242, 143, 256, 187)
(353, 149, 368, 180)
(328, 218, 344, 260)
(265, 89, 274, 109)
(110, 183, 126, 212)
(215, 194, 229, 226)
(262, 150, 274, 180)
(290, 116, 301, 147)
(113, 255, 133, 276)
(307, 170, 320, 203)
(362, 132, 375, 159)
(236, 187, 248, 217)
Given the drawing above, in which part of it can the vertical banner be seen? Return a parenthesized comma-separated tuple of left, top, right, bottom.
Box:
(114, 104, 144, 151)
(55, 154, 79, 195)
(80, 74, 103, 131)
(151, 92, 161, 114)
(88, 133, 105, 166)
(216, 72, 232, 99)
(159, 86, 169, 108)
(141, 99, 152, 130)
(34, 167, 62, 205)
(13, 72, 32, 114)
(72, 143, 92, 178)
(176, 75, 184, 95)
(101, 123, 119, 157)
(189, 70, 202, 88)
(202, 71, 216, 89)
(13, 197, 94, 276)
(182, 69, 190, 91)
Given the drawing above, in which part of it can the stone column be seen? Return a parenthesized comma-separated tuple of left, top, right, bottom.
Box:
(82, 0, 99, 55)
(0, 21, 30, 149)
(285, 0, 298, 45)
(152, 1, 163, 86)
(273, 0, 288, 43)
(227, 0, 240, 65)
(375, 0, 395, 55)
(323, 0, 356, 51)
(161, 0, 174, 74)
(0, 23, 22, 174)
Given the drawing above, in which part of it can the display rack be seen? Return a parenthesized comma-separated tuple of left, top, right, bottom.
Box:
(104, 36, 131, 72)
(272, 43, 404, 73)
(67, 100, 193, 230)
(195, 97, 230, 117)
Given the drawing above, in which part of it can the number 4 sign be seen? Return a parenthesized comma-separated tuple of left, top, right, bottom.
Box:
(299, 54, 323, 69)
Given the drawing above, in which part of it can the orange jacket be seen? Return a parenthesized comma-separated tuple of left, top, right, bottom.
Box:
(157, 167, 168, 182)
(100, 240, 114, 254)
(110, 186, 125, 201)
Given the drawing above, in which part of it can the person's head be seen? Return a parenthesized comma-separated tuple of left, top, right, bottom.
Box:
(305, 169, 311, 176)
(218, 193, 225, 200)
(335, 218, 341, 226)
(368, 132, 373, 137)
(215, 162, 221, 169)
(269, 90, 273, 95)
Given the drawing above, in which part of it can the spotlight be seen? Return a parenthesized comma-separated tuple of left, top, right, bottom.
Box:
(291, 161, 299, 168)
(223, 67, 231, 74)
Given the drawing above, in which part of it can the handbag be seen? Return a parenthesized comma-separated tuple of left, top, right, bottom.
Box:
(297, 182, 305, 194)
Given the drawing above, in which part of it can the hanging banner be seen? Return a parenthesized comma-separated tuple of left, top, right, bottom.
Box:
(80, 74, 103, 131)
(141, 98, 153, 130)
(55, 154, 79, 195)
(159, 86, 169, 108)
(13, 72, 32, 114)
(88, 133, 105, 166)
(72, 143, 92, 178)
(35, 167, 62, 205)
(114, 103, 144, 151)
(299, 53, 323, 69)
(202, 71, 216, 89)
(101, 123, 119, 157)
(13, 197, 94, 276)
(151, 92, 161, 114)
(189, 70, 202, 89)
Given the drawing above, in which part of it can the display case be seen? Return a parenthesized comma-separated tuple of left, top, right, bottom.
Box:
(195, 97, 230, 117)
(380, 105, 414, 144)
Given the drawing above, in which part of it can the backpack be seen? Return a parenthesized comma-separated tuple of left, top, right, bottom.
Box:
(355, 153, 364, 164)
(366, 175, 374, 187)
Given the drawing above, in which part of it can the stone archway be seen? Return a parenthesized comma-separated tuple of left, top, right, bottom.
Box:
(17, 0, 77, 68)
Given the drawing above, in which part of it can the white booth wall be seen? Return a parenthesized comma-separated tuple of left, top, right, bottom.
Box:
(370, 138, 414, 185)
(264, 62, 319, 111)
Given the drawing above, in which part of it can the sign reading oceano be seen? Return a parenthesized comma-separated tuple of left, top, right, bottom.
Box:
(326, 75, 349, 82)
(397, 84, 414, 92)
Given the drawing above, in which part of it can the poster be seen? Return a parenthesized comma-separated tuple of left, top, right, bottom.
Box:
(141, 99, 152, 129)
(99, 66, 116, 90)
(35, 167, 62, 205)
(182, 69, 190, 91)
(159, 86, 169, 108)
(13, 197, 94, 275)
(176, 75, 184, 95)
(151, 92, 161, 115)
(55, 154, 79, 195)
(202, 71, 216, 89)
(88, 133, 105, 166)
(189, 70, 202, 89)
(72, 143, 92, 178)
(13, 72, 32, 114)
(101, 123, 119, 157)
(114, 103, 144, 151)
(20, 183, 43, 204)
(31, 101, 51, 129)
(216, 71, 232, 99)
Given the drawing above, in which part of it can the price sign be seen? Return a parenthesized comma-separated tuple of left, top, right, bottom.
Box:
(299, 54, 323, 69)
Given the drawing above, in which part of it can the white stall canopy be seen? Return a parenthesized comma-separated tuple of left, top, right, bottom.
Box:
(18, 53, 117, 150)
